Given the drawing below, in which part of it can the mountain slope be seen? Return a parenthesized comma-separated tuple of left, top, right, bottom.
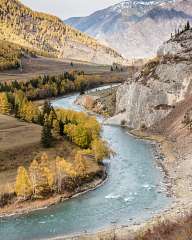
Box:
(0, 0, 125, 65)
(65, 0, 192, 59)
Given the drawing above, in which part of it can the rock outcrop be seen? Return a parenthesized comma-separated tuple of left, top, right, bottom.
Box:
(108, 28, 192, 129)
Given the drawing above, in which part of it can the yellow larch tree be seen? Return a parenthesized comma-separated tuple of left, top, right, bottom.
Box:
(15, 166, 32, 198)
(74, 151, 87, 177)
(91, 139, 109, 162)
(0, 92, 11, 114)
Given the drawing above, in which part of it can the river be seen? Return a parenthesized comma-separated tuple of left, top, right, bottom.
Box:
(0, 85, 170, 240)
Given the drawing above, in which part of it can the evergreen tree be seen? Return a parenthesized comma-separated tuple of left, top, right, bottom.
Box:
(15, 166, 32, 198)
(59, 120, 65, 136)
(43, 100, 52, 116)
(41, 114, 53, 148)
(186, 21, 190, 30)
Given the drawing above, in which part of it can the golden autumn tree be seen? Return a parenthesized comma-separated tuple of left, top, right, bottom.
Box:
(55, 156, 63, 193)
(55, 156, 77, 192)
(91, 139, 109, 162)
(15, 166, 32, 198)
(40, 152, 49, 168)
(0, 92, 11, 114)
(74, 151, 87, 177)
(64, 124, 91, 148)
(52, 119, 60, 136)
(41, 153, 55, 188)
(19, 101, 39, 123)
(29, 159, 39, 195)
(29, 153, 54, 197)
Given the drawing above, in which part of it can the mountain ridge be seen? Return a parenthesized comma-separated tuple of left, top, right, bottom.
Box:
(0, 0, 126, 65)
(65, 0, 192, 59)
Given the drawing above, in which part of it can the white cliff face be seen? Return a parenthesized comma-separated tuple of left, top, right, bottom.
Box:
(109, 29, 192, 129)
(115, 82, 171, 128)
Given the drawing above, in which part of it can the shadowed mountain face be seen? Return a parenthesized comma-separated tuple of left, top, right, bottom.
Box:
(65, 0, 192, 59)
(0, 0, 125, 65)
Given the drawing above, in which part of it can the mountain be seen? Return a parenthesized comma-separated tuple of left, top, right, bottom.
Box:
(65, 0, 192, 59)
(0, 0, 125, 65)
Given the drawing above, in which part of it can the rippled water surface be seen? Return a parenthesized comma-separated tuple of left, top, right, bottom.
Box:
(0, 86, 170, 240)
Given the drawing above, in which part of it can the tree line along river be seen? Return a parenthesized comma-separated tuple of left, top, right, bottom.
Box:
(0, 85, 171, 240)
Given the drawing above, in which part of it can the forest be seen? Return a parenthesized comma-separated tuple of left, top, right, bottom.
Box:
(0, 71, 107, 99)
(0, 40, 52, 71)
(0, 85, 109, 200)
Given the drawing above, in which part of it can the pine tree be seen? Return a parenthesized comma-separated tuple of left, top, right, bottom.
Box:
(41, 114, 53, 148)
(15, 166, 32, 198)
(186, 21, 190, 30)
(59, 120, 65, 135)
(0, 92, 11, 114)
(43, 100, 52, 116)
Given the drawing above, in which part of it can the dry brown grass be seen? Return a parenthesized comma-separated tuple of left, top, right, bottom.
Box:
(0, 56, 128, 83)
(0, 114, 101, 196)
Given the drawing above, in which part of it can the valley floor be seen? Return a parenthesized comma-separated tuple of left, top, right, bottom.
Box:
(0, 56, 128, 83)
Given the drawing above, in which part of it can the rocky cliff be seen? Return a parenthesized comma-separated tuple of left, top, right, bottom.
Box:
(0, 0, 125, 65)
(108, 28, 192, 129)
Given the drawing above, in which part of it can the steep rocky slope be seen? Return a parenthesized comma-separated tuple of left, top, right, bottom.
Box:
(108, 27, 192, 128)
(0, 0, 125, 65)
(65, 0, 192, 59)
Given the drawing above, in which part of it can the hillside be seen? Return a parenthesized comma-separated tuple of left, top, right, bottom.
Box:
(0, 40, 54, 71)
(65, 0, 192, 59)
(0, 0, 125, 65)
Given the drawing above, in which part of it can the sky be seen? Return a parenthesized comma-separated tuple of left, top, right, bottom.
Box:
(21, 0, 121, 20)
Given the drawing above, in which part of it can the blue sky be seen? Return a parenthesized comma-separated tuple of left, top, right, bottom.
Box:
(21, 0, 121, 19)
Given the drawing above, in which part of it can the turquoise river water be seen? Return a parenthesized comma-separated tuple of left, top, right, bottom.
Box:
(0, 85, 171, 240)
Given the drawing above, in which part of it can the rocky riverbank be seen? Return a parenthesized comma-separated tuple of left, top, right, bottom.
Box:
(75, 86, 118, 117)
(57, 199, 192, 240)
